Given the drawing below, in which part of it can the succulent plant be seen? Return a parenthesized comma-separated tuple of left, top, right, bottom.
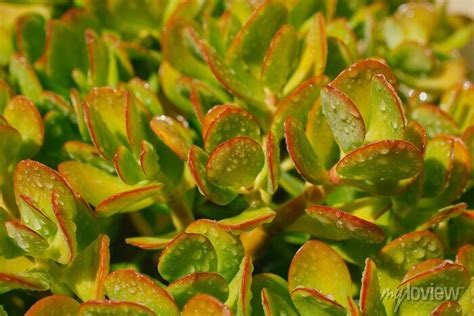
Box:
(0, 0, 473, 315)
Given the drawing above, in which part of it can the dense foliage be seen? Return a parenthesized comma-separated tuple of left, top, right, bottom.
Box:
(0, 0, 473, 315)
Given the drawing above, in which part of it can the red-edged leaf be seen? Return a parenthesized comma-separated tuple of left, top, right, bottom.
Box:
(83, 87, 128, 160)
(360, 258, 385, 316)
(0, 125, 22, 172)
(456, 244, 474, 275)
(167, 272, 229, 309)
(63, 234, 109, 301)
(105, 269, 179, 315)
(226, 1, 287, 67)
(284, 116, 328, 184)
(288, 240, 352, 307)
(203, 105, 261, 153)
(377, 231, 444, 291)
(182, 294, 233, 316)
(431, 301, 462, 316)
(260, 24, 297, 93)
(218, 207, 275, 232)
(186, 219, 244, 282)
(226, 255, 253, 316)
(305, 206, 385, 243)
(127, 78, 163, 116)
(125, 233, 176, 250)
(206, 137, 264, 190)
(405, 121, 427, 153)
(306, 99, 339, 169)
(434, 137, 470, 205)
(158, 233, 218, 282)
(139, 140, 160, 180)
(78, 301, 155, 316)
(251, 273, 295, 316)
(330, 59, 396, 123)
(84, 29, 108, 87)
(4, 96, 44, 158)
(188, 145, 238, 205)
(410, 104, 460, 138)
(9, 53, 43, 102)
(191, 29, 265, 104)
(423, 136, 454, 197)
(291, 287, 346, 316)
(63, 141, 114, 172)
(264, 131, 280, 193)
(95, 184, 162, 216)
(320, 85, 365, 153)
(365, 74, 406, 142)
(262, 287, 298, 316)
(4, 220, 48, 256)
(272, 76, 325, 139)
(14, 160, 76, 224)
(161, 17, 215, 82)
(113, 145, 143, 185)
(397, 262, 469, 315)
(59, 160, 162, 216)
(150, 115, 193, 160)
(417, 203, 467, 231)
(334, 140, 422, 182)
(25, 295, 79, 316)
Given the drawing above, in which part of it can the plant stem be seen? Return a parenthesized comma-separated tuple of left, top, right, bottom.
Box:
(241, 184, 329, 258)
(167, 190, 195, 232)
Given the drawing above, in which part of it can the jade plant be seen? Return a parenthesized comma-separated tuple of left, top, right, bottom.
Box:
(0, 0, 473, 315)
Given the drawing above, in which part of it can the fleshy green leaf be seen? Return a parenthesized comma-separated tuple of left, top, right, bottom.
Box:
(288, 240, 352, 307)
(330, 59, 396, 123)
(14, 160, 76, 224)
(158, 233, 218, 282)
(272, 76, 325, 139)
(334, 140, 423, 182)
(182, 294, 233, 316)
(431, 301, 462, 316)
(25, 295, 79, 316)
(0, 125, 22, 172)
(264, 131, 280, 193)
(291, 287, 346, 316)
(188, 145, 238, 205)
(284, 116, 328, 184)
(5, 220, 48, 257)
(59, 160, 162, 216)
(226, 255, 253, 316)
(63, 234, 109, 301)
(167, 272, 229, 309)
(456, 244, 474, 276)
(113, 145, 143, 185)
(410, 104, 460, 138)
(365, 74, 405, 142)
(262, 288, 298, 316)
(320, 85, 365, 153)
(9, 53, 43, 102)
(376, 230, 444, 313)
(218, 207, 276, 232)
(206, 137, 264, 190)
(396, 262, 469, 315)
(305, 206, 385, 243)
(203, 105, 261, 153)
(150, 115, 193, 160)
(186, 219, 244, 282)
(78, 301, 155, 316)
(260, 24, 297, 93)
(360, 258, 386, 316)
(4, 95, 44, 158)
(251, 273, 295, 316)
(226, 1, 287, 68)
(105, 269, 179, 316)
